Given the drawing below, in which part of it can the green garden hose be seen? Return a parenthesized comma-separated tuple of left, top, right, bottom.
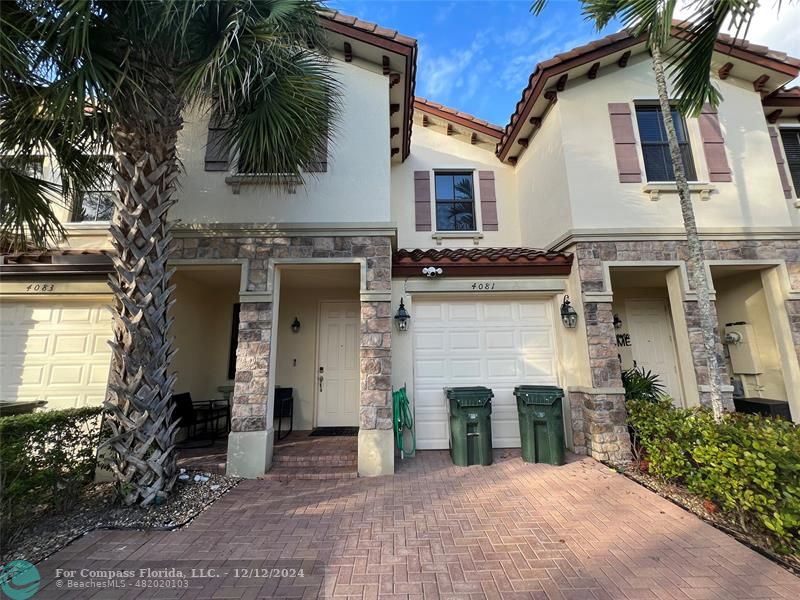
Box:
(393, 386, 415, 458)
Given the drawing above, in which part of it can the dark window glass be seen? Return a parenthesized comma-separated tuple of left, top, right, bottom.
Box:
(434, 172, 475, 231)
(228, 303, 240, 380)
(73, 158, 115, 222)
(635, 105, 697, 182)
(781, 128, 800, 196)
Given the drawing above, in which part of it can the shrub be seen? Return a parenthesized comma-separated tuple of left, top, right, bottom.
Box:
(628, 398, 800, 553)
(621, 366, 665, 402)
(0, 406, 104, 553)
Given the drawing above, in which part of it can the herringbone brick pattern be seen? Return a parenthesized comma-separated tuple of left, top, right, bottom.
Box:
(35, 451, 799, 599)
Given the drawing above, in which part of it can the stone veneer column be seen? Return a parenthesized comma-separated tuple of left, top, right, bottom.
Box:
(358, 300, 393, 476)
(226, 302, 273, 477)
(578, 300, 632, 465)
(571, 242, 632, 465)
(682, 299, 734, 411)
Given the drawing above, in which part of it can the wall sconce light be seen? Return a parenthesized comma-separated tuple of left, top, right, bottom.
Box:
(394, 298, 411, 331)
(560, 295, 578, 329)
(613, 313, 623, 330)
(291, 317, 301, 333)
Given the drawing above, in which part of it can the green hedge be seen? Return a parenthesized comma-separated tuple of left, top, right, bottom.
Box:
(0, 406, 104, 553)
(628, 398, 800, 553)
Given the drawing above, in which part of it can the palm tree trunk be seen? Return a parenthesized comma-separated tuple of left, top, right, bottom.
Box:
(102, 94, 184, 506)
(650, 42, 725, 420)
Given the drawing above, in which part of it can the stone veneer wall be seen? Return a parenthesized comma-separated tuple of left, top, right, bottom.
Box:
(170, 235, 393, 441)
(570, 238, 800, 463)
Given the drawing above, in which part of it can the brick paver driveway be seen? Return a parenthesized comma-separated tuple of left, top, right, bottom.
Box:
(35, 451, 798, 599)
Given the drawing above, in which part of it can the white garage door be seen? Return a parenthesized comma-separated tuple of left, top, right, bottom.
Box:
(413, 298, 559, 449)
(0, 300, 113, 410)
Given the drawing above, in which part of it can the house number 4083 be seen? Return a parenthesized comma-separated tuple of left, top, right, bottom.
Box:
(471, 282, 496, 291)
(26, 283, 55, 293)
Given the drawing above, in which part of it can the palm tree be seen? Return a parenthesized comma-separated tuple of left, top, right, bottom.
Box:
(531, 0, 741, 419)
(0, 0, 339, 505)
(0, 2, 110, 251)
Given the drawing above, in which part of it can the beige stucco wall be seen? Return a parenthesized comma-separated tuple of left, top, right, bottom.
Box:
(274, 286, 359, 431)
(551, 55, 796, 241)
(392, 126, 517, 249)
(516, 103, 573, 248)
(173, 59, 391, 226)
(714, 271, 787, 401)
(171, 271, 238, 402)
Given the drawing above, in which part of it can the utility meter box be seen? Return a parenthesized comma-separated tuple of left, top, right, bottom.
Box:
(725, 323, 762, 375)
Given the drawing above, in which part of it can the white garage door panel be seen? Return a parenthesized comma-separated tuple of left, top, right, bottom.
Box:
(413, 298, 558, 450)
(0, 301, 113, 410)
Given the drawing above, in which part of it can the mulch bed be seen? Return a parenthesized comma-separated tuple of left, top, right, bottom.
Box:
(623, 466, 800, 576)
(2, 469, 240, 565)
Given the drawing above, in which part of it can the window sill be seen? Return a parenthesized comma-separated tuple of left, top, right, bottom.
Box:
(225, 173, 303, 195)
(432, 231, 484, 246)
(642, 182, 716, 202)
(63, 222, 110, 233)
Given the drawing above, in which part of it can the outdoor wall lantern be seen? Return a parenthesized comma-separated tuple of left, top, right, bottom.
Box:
(394, 298, 411, 331)
(291, 317, 301, 333)
(560, 295, 579, 329)
(613, 313, 623, 330)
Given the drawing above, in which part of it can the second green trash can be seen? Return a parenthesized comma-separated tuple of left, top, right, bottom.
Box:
(514, 385, 565, 465)
(445, 386, 493, 466)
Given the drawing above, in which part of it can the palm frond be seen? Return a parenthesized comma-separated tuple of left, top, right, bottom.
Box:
(177, 0, 340, 180)
(668, 0, 760, 115)
(0, 164, 66, 251)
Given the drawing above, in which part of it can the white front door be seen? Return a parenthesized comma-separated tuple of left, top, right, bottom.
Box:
(413, 298, 559, 449)
(316, 302, 360, 427)
(626, 299, 682, 404)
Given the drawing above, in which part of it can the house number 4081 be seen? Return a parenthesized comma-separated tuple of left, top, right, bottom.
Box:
(471, 282, 496, 291)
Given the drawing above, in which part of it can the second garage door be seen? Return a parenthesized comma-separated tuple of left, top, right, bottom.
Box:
(0, 300, 113, 410)
(413, 298, 559, 449)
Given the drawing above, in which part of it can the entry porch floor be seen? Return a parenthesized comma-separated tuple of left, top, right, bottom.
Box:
(37, 450, 798, 599)
(177, 430, 359, 476)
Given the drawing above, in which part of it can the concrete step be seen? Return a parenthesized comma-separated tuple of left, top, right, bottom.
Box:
(272, 453, 357, 468)
(262, 466, 358, 481)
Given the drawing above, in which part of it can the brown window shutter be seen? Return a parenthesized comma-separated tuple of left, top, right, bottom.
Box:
(478, 171, 498, 231)
(608, 103, 642, 183)
(414, 171, 432, 231)
(699, 104, 732, 182)
(769, 127, 793, 199)
(204, 109, 230, 172)
(307, 135, 328, 173)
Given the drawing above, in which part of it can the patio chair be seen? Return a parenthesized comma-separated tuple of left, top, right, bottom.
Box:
(173, 392, 230, 447)
(274, 387, 294, 441)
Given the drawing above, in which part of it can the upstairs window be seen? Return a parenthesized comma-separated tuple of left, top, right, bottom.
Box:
(635, 104, 697, 182)
(72, 158, 115, 222)
(780, 128, 800, 196)
(434, 172, 475, 231)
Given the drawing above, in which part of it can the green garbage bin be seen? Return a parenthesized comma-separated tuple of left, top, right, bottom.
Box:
(514, 386, 565, 465)
(445, 387, 494, 466)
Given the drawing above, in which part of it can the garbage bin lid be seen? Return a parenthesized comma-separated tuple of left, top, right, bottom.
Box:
(513, 385, 564, 405)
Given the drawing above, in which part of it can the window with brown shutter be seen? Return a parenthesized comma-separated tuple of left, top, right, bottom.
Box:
(608, 103, 642, 183)
(478, 171, 498, 231)
(698, 104, 732, 182)
(413, 171, 432, 231)
(770, 127, 794, 199)
(779, 128, 800, 198)
(204, 109, 230, 172)
(434, 172, 476, 231)
(635, 103, 697, 182)
(306, 134, 328, 173)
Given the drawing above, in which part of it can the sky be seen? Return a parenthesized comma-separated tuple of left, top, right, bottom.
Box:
(331, 0, 800, 127)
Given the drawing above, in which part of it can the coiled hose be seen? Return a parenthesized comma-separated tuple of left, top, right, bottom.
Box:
(392, 386, 415, 459)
